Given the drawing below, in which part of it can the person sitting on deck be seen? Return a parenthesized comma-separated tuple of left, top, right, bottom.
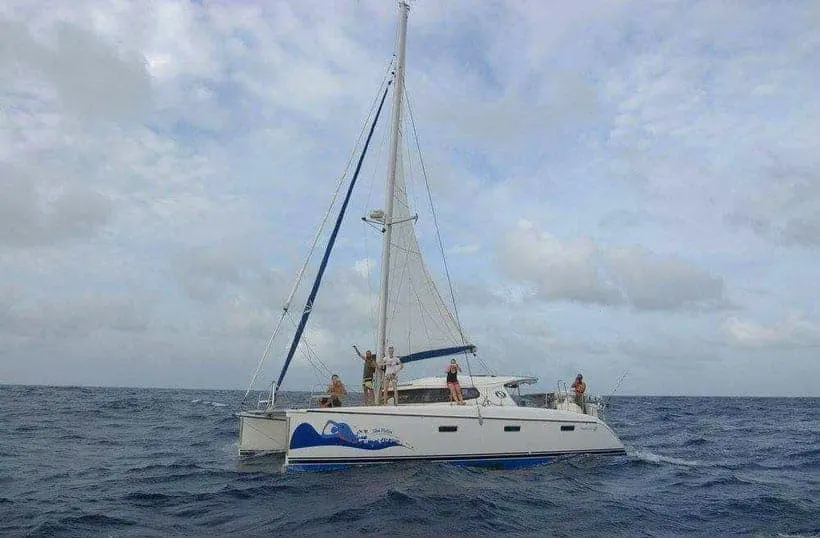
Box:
(378, 345, 402, 405)
(571, 373, 587, 413)
(353, 345, 377, 406)
(446, 359, 465, 405)
(328, 374, 347, 407)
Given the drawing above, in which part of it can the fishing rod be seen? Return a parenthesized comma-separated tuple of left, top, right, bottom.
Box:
(602, 369, 630, 409)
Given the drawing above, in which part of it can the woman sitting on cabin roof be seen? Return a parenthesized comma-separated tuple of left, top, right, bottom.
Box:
(446, 359, 465, 405)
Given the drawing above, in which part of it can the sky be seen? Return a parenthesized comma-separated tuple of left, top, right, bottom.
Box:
(1, 0, 818, 396)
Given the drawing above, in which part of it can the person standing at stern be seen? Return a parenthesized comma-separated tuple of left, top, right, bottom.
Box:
(571, 373, 586, 413)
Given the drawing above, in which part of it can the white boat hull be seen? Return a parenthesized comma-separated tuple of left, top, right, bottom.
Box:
(237, 410, 288, 456)
(283, 405, 625, 471)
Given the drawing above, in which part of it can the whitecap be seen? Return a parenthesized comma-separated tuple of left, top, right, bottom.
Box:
(627, 449, 704, 467)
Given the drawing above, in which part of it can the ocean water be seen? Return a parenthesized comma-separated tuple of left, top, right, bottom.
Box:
(1, 385, 817, 537)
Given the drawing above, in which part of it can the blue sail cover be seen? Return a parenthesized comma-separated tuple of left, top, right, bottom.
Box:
(399, 345, 477, 364)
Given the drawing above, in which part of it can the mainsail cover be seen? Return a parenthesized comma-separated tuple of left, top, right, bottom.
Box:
(384, 132, 474, 363)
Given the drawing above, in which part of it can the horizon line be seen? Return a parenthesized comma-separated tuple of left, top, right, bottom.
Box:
(1, 382, 816, 398)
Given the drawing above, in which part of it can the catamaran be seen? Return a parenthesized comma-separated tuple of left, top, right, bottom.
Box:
(237, 1, 625, 471)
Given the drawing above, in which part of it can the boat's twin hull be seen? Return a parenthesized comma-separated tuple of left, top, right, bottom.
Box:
(237, 410, 288, 456)
(281, 405, 625, 471)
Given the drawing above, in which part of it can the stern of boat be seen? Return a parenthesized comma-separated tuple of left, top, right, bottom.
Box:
(237, 409, 288, 456)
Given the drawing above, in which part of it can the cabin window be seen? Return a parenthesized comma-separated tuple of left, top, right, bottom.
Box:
(504, 425, 521, 432)
(397, 387, 480, 404)
(561, 425, 575, 432)
(438, 425, 458, 432)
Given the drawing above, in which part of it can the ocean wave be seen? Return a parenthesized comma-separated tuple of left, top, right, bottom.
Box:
(627, 449, 706, 467)
(682, 437, 709, 447)
(3, 389, 817, 536)
(28, 513, 136, 535)
(192, 399, 228, 408)
(126, 462, 203, 474)
(122, 491, 178, 506)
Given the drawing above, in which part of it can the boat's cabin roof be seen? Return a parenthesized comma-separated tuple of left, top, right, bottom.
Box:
(389, 375, 537, 407)
(397, 375, 538, 390)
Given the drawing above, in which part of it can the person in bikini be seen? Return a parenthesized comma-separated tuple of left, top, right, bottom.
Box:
(446, 358, 465, 405)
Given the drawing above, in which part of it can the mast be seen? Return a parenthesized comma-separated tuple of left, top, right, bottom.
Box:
(376, 1, 410, 372)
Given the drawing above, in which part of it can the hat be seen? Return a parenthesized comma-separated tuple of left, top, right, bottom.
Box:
(576, 373, 583, 379)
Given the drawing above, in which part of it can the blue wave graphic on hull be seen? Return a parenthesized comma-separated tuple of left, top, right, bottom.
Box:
(290, 421, 403, 450)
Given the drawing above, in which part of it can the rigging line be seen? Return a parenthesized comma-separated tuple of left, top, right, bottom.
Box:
(305, 357, 331, 382)
(404, 88, 465, 343)
(241, 310, 288, 406)
(401, 113, 422, 231)
(405, 87, 492, 376)
(284, 311, 333, 376)
(408, 265, 451, 345)
(275, 78, 393, 392)
(411, 286, 436, 356)
(397, 111, 445, 354)
(386, 237, 412, 332)
(241, 62, 395, 405)
(300, 334, 334, 379)
(281, 315, 331, 384)
(284, 66, 391, 315)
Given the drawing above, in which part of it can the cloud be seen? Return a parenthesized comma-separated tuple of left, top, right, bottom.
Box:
(722, 314, 820, 349)
(449, 244, 480, 255)
(499, 220, 726, 311)
(726, 158, 820, 248)
(0, 0, 818, 395)
(221, 296, 278, 339)
(0, 164, 112, 247)
(594, 0, 820, 255)
(0, 20, 152, 120)
(173, 246, 246, 302)
(607, 246, 726, 311)
(2, 292, 149, 338)
(500, 220, 617, 305)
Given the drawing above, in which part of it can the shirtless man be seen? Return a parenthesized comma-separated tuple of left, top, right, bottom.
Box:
(328, 374, 347, 407)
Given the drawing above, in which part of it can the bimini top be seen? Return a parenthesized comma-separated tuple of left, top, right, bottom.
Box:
(397, 375, 538, 390)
